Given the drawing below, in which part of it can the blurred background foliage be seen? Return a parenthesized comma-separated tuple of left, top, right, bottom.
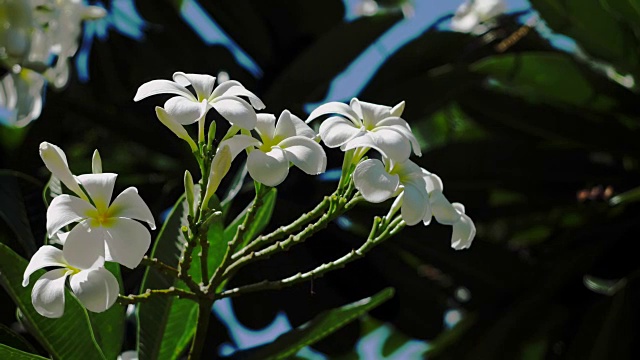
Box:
(2, 0, 640, 359)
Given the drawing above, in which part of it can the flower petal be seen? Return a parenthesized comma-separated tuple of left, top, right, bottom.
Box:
(353, 159, 399, 203)
(70, 267, 119, 313)
(345, 128, 411, 162)
(358, 100, 392, 128)
(46, 194, 93, 236)
(376, 117, 421, 156)
(172, 72, 215, 100)
(212, 97, 257, 130)
(63, 221, 106, 270)
(307, 101, 360, 125)
(390, 101, 405, 117)
(108, 187, 156, 230)
(318, 116, 361, 148)
(422, 169, 443, 193)
(256, 113, 276, 141)
(247, 148, 289, 186)
(39, 142, 84, 198)
(23, 245, 66, 287)
(401, 183, 429, 226)
(214, 84, 265, 110)
(430, 192, 461, 225)
(218, 134, 261, 160)
(280, 136, 327, 175)
(274, 110, 298, 139)
(290, 112, 317, 140)
(133, 79, 195, 102)
(31, 268, 70, 318)
(164, 96, 207, 125)
(155, 107, 197, 151)
(103, 218, 151, 269)
(77, 173, 118, 213)
(451, 214, 475, 250)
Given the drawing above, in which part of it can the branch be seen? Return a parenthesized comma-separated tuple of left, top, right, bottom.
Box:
(217, 216, 405, 299)
(118, 287, 198, 305)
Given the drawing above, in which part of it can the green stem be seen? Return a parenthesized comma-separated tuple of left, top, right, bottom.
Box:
(231, 196, 331, 260)
(187, 299, 214, 360)
(218, 216, 405, 299)
(117, 287, 198, 305)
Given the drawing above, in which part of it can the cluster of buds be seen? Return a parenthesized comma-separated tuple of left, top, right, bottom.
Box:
(0, 0, 105, 127)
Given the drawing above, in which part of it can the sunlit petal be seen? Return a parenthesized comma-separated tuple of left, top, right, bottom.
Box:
(31, 268, 69, 318)
(39, 142, 84, 197)
(344, 129, 411, 162)
(46, 194, 93, 236)
(401, 184, 429, 226)
(307, 102, 360, 125)
(353, 159, 399, 203)
(318, 117, 361, 148)
(108, 187, 155, 229)
(358, 100, 392, 128)
(376, 117, 421, 156)
(133, 80, 195, 102)
(218, 134, 261, 160)
(247, 148, 289, 186)
(211, 97, 257, 130)
(77, 173, 118, 213)
(256, 113, 276, 141)
(280, 136, 327, 175)
(63, 221, 105, 270)
(430, 192, 461, 225)
(164, 96, 207, 125)
(274, 110, 298, 139)
(172, 72, 215, 100)
(70, 267, 119, 313)
(451, 214, 475, 250)
(390, 101, 405, 117)
(103, 218, 151, 269)
(23, 246, 66, 287)
(215, 84, 265, 110)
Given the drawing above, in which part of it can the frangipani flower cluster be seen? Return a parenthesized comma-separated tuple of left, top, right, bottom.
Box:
(307, 98, 476, 250)
(0, 0, 105, 127)
(23, 142, 155, 318)
(136, 72, 327, 188)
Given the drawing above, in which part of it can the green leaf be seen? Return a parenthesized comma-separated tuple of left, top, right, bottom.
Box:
(239, 287, 395, 360)
(0, 344, 49, 360)
(530, 0, 639, 72)
(609, 185, 640, 205)
(89, 262, 125, 360)
(0, 171, 40, 256)
(0, 323, 38, 354)
(471, 53, 617, 111)
(223, 187, 277, 250)
(137, 195, 197, 360)
(0, 243, 105, 360)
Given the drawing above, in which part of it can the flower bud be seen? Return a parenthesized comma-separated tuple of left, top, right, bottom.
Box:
(92, 149, 102, 174)
(155, 107, 198, 152)
(202, 145, 232, 209)
(206, 120, 216, 151)
(184, 170, 195, 218)
(39, 142, 86, 199)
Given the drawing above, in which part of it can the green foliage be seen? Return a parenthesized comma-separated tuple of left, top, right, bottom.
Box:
(0, 171, 40, 256)
(0, 243, 105, 360)
(0, 344, 48, 360)
(238, 288, 395, 360)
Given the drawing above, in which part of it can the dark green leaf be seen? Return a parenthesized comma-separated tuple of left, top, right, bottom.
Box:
(137, 195, 197, 360)
(0, 171, 40, 256)
(0, 323, 38, 354)
(0, 243, 105, 360)
(0, 344, 48, 360)
(238, 287, 395, 360)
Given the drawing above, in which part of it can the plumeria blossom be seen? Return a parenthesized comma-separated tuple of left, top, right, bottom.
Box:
(220, 110, 327, 187)
(306, 98, 420, 162)
(40, 142, 155, 268)
(134, 72, 265, 130)
(451, 0, 506, 34)
(23, 246, 119, 318)
(353, 156, 475, 249)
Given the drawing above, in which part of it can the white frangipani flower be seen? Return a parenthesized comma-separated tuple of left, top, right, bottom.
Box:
(134, 72, 265, 130)
(220, 110, 327, 187)
(23, 246, 119, 318)
(353, 156, 475, 249)
(306, 98, 420, 162)
(451, 0, 506, 33)
(0, 69, 46, 127)
(40, 142, 156, 268)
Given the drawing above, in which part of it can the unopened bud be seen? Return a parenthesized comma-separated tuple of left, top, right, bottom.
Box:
(39, 142, 86, 199)
(92, 149, 102, 174)
(202, 145, 232, 209)
(155, 107, 198, 152)
(184, 170, 195, 218)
